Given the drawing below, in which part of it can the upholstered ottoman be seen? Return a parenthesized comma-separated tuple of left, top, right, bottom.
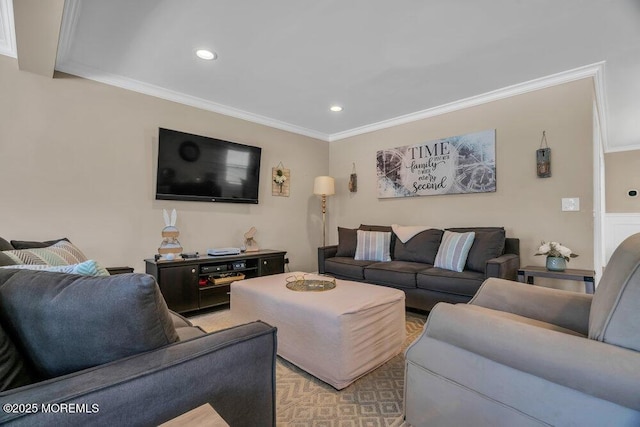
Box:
(230, 272, 405, 389)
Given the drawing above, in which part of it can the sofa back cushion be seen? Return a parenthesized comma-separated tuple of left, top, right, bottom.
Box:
(0, 269, 179, 378)
(0, 322, 37, 391)
(394, 229, 443, 264)
(589, 233, 640, 351)
(447, 227, 506, 273)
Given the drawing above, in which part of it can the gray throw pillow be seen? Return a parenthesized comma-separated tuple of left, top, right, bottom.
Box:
(447, 227, 505, 273)
(0, 269, 179, 378)
(10, 238, 69, 249)
(0, 237, 13, 251)
(0, 322, 37, 391)
(0, 252, 16, 267)
(336, 227, 358, 257)
(394, 229, 443, 264)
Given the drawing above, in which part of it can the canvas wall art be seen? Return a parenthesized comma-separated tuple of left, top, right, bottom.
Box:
(376, 129, 496, 198)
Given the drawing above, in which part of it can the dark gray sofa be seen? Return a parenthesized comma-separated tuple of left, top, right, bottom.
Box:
(318, 225, 520, 311)
(0, 269, 277, 426)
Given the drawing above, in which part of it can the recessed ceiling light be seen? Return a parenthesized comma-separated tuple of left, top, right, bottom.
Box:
(330, 105, 343, 112)
(196, 49, 217, 60)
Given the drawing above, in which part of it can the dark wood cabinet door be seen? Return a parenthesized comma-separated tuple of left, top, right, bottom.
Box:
(158, 265, 199, 313)
(259, 255, 285, 276)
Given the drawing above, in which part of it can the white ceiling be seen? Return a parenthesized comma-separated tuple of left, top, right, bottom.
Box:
(3, 0, 640, 147)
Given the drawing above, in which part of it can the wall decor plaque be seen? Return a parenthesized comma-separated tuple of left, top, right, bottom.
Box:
(272, 162, 290, 196)
(376, 129, 496, 198)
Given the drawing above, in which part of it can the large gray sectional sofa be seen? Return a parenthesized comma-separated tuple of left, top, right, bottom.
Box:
(318, 225, 520, 311)
(0, 269, 276, 426)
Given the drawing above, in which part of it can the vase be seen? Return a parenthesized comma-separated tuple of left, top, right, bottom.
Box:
(546, 256, 566, 272)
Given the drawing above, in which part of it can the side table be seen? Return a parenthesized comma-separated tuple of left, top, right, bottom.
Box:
(517, 266, 596, 294)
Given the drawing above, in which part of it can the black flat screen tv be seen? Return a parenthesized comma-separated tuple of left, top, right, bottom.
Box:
(156, 128, 262, 204)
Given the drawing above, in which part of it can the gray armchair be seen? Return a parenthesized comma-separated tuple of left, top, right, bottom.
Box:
(0, 269, 277, 426)
(405, 233, 640, 426)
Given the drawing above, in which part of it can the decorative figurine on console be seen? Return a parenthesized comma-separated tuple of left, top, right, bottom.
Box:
(158, 209, 183, 261)
(244, 226, 259, 252)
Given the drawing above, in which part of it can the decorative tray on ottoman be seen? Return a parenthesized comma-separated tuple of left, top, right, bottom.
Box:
(285, 274, 336, 292)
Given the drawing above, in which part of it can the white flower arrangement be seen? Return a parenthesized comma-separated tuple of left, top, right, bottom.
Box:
(534, 241, 578, 261)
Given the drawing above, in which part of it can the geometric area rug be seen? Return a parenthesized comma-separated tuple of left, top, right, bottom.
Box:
(189, 309, 427, 426)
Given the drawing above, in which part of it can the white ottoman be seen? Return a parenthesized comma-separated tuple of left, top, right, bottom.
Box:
(230, 272, 405, 390)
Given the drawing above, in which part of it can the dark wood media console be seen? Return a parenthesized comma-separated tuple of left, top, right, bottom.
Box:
(145, 249, 286, 314)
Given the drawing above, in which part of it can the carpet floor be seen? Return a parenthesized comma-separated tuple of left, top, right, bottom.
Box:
(189, 308, 427, 426)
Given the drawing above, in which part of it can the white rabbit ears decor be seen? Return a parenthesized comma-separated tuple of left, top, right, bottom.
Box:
(158, 209, 182, 261)
(162, 209, 178, 229)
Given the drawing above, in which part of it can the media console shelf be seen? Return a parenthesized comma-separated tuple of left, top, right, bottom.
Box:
(145, 249, 286, 314)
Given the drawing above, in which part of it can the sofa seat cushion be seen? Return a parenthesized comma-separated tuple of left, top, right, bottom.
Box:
(364, 261, 427, 289)
(393, 228, 443, 264)
(417, 267, 485, 297)
(325, 257, 375, 280)
(0, 269, 179, 378)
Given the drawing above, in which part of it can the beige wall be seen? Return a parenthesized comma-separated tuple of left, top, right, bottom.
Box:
(605, 150, 640, 212)
(328, 79, 595, 282)
(0, 53, 603, 285)
(0, 55, 329, 272)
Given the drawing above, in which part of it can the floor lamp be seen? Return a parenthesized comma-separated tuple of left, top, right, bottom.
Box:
(314, 176, 335, 247)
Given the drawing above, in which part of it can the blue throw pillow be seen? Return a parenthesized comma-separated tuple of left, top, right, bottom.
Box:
(434, 231, 476, 272)
(354, 230, 392, 262)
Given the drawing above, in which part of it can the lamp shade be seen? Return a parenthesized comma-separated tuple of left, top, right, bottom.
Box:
(313, 176, 335, 196)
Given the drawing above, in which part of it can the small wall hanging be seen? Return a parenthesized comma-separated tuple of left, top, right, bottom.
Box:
(536, 131, 551, 178)
(272, 162, 290, 197)
(349, 163, 358, 192)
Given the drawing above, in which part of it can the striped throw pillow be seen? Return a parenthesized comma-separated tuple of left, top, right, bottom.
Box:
(354, 230, 392, 262)
(0, 260, 110, 276)
(434, 231, 476, 272)
(2, 240, 88, 266)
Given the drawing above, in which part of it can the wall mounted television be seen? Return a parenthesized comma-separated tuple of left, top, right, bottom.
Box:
(156, 128, 262, 204)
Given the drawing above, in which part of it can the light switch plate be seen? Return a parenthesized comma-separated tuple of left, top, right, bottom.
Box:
(561, 197, 580, 211)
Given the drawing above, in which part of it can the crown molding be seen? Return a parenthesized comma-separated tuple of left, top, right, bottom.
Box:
(57, 1, 610, 148)
(54, 60, 331, 141)
(0, 0, 16, 58)
(53, 60, 610, 145)
(56, 0, 330, 141)
(330, 62, 608, 142)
